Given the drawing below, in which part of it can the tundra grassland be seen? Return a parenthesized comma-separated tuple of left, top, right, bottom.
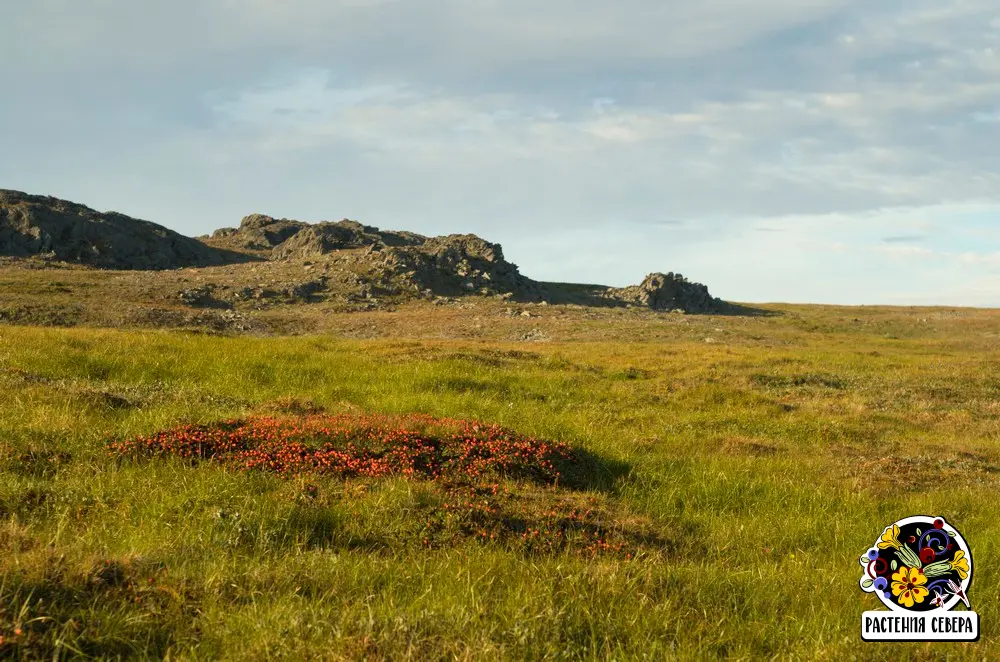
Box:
(1, 302, 999, 660)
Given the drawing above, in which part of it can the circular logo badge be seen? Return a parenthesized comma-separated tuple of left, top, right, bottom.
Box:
(859, 515, 972, 612)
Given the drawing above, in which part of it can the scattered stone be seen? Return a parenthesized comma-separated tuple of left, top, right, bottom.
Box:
(178, 285, 230, 309)
(285, 277, 327, 302)
(519, 329, 551, 342)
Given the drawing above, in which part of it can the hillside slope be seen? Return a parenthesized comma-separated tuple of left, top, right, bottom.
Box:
(1, 190, 731, 317)
(0, 190, 238, 270)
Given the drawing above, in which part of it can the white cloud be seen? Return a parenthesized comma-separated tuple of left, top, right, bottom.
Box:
(192, 67, 1000, 222)
(871, 245, 935, 258)
(1, 0, 862, 79)
(956, 252, 1000, 268)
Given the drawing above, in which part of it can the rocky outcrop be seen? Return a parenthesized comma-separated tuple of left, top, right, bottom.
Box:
(605, 272, 724, 313)
(1, 190, 731, 314)
(226, 214, 310, 250)
(236, 215, 542, 300)
(0, 190, 231, 270)
(269, 219, 424, 260)
(372, 234, 543, 299)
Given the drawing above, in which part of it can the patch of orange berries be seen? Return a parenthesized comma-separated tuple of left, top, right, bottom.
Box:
(108, 413, 574, 484)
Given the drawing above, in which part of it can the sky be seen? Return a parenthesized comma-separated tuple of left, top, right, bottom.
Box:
(1, 1, 998, 306)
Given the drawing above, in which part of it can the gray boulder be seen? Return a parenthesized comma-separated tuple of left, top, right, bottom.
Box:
(607, 272, 724, 313)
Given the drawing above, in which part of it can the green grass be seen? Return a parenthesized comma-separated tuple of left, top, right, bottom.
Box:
(1, 306, 998, 659)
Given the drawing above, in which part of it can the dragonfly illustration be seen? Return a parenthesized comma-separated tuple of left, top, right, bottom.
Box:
(945, 579, 971, 609)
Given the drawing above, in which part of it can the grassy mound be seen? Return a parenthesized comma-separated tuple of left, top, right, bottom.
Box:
(107, 413, 669, 559)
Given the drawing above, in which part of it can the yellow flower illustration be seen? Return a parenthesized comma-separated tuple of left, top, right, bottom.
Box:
(950, 551, 969, 580)
(891, 566, 929, 608)
(878, 524, 902, 550)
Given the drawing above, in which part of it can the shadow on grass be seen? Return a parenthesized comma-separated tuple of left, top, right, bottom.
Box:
(0, 559, 192, 659)
(555, 447, 633, 494)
